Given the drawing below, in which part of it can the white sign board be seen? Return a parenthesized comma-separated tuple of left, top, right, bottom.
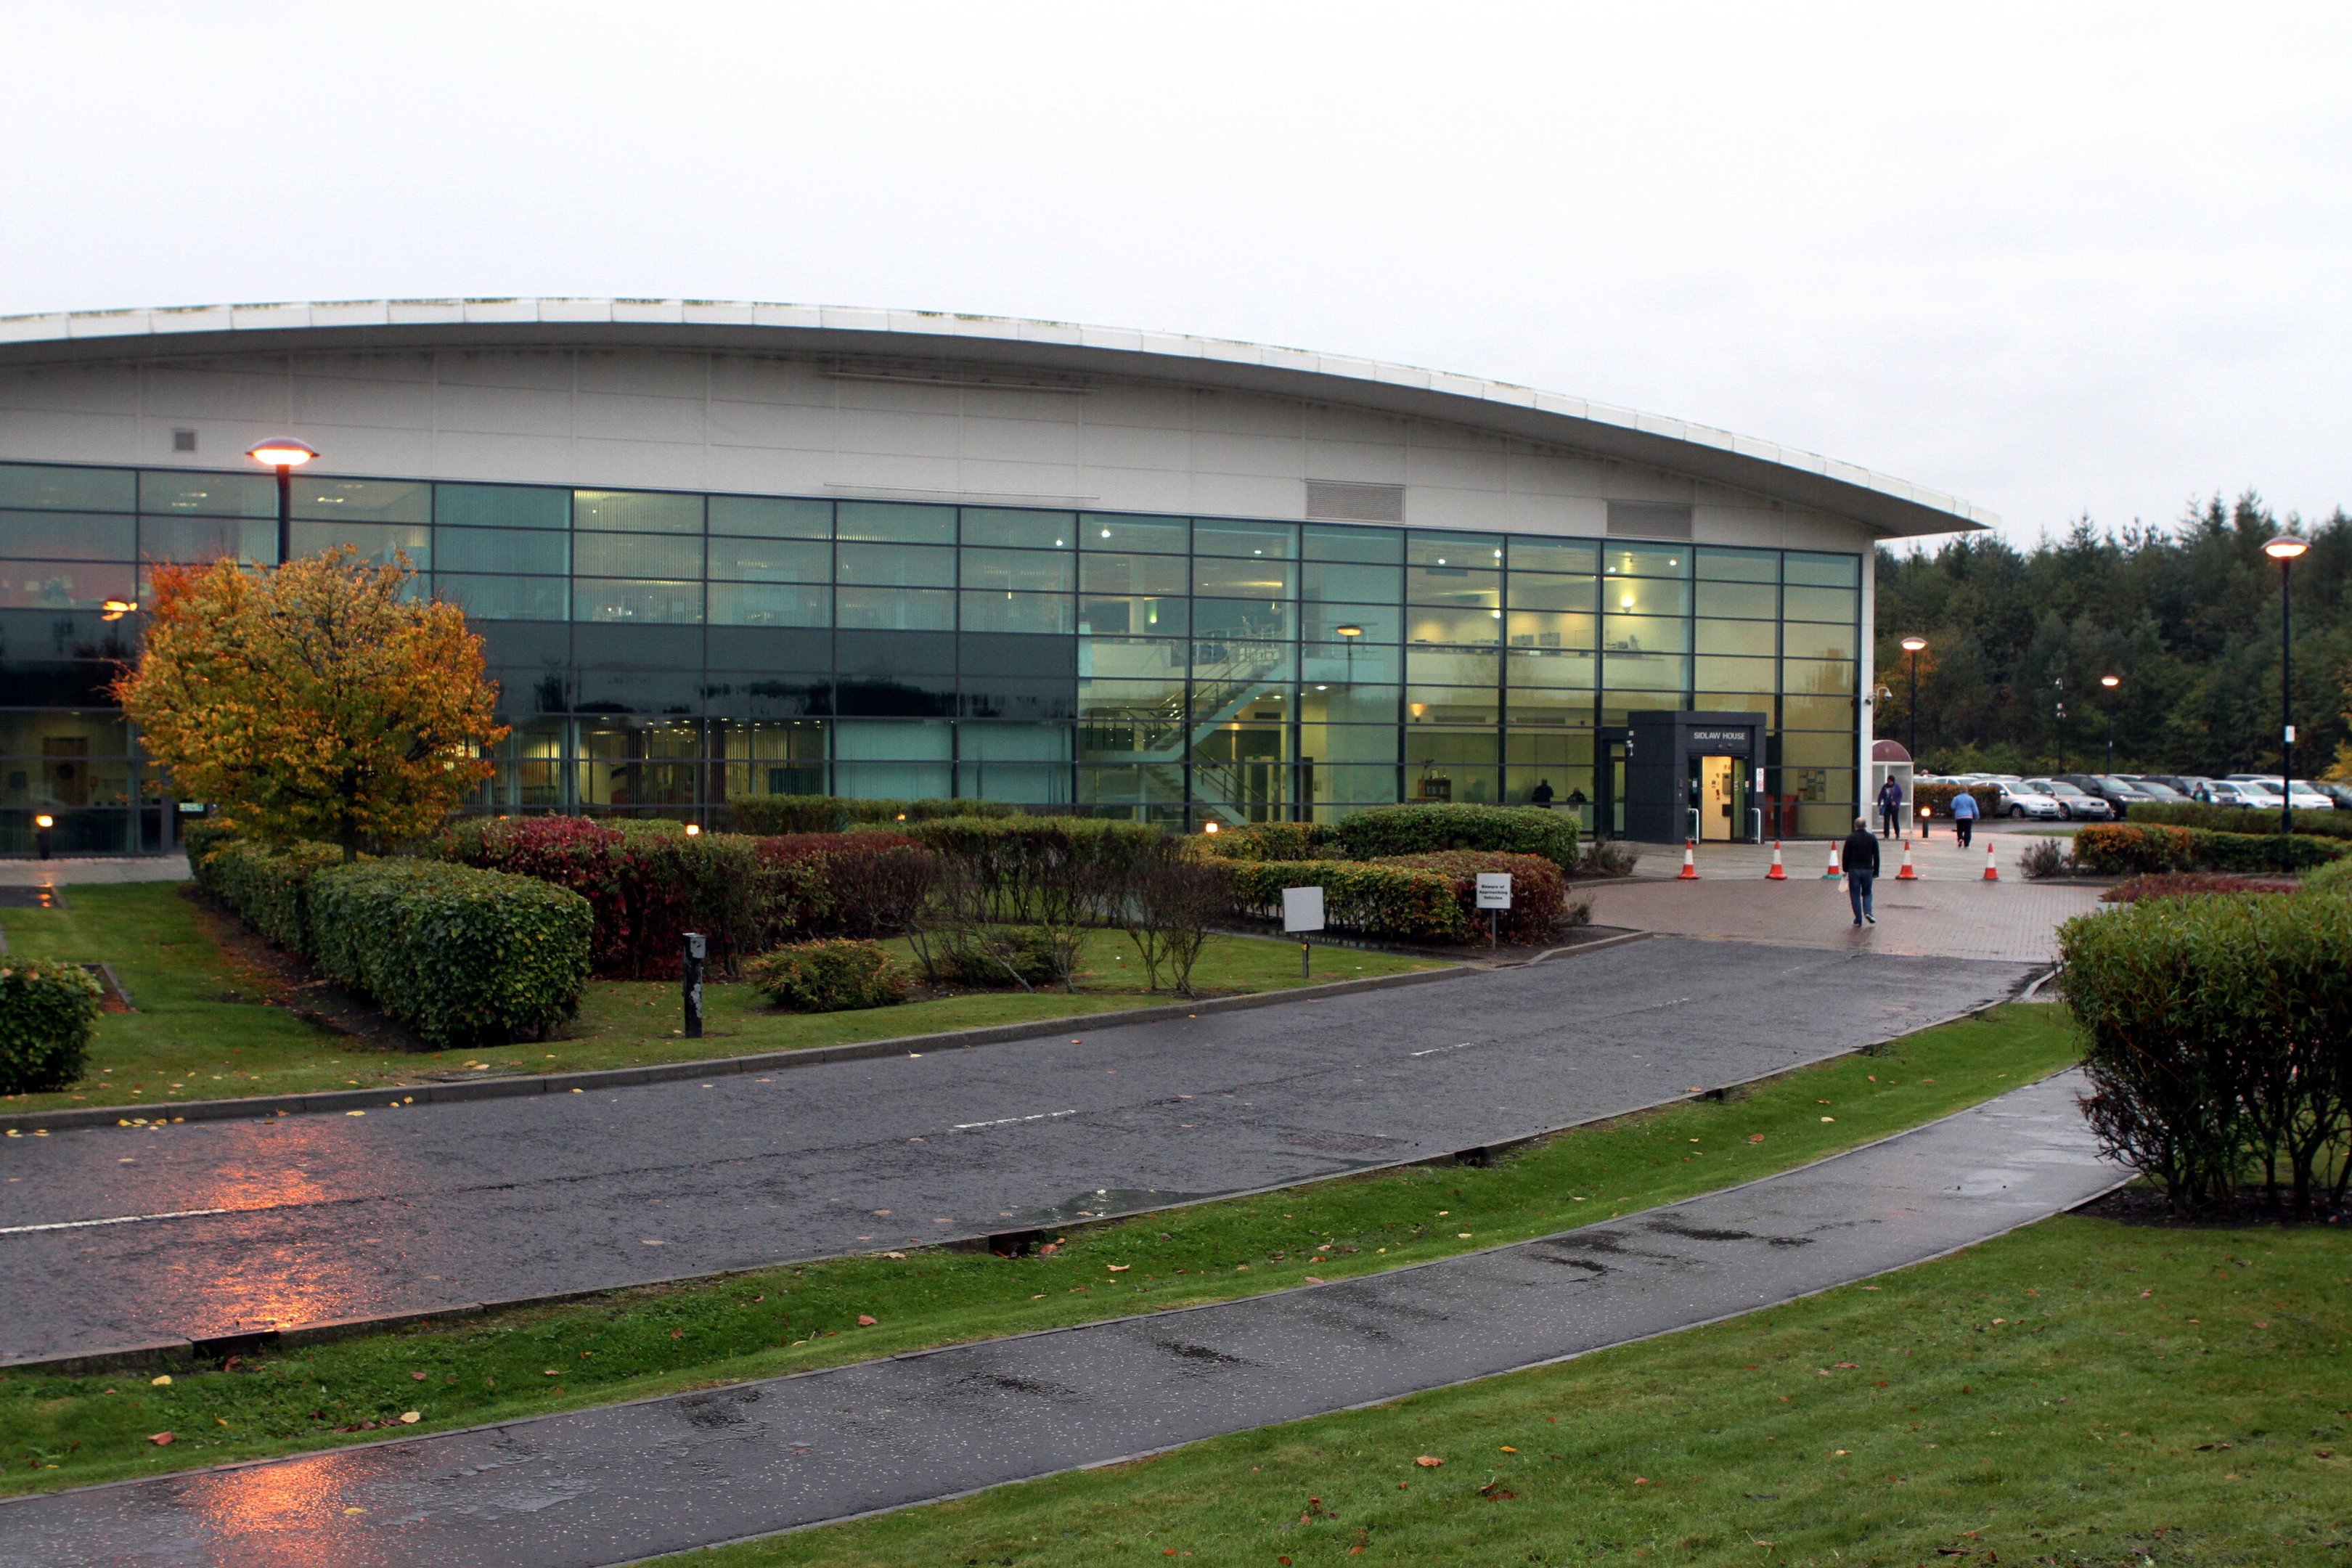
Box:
(1281, 885, 1326, 934)
(1475, 873, 1513, 910)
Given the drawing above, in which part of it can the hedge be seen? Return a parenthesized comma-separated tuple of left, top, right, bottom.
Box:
(2126, 800, 2352, 840)
(2306, 856, 2352, 896)
(0, 960, 103, 1094)
(728, 796, 1020, 835)
(1223, 859, 1466, 943)
(1374, 851, 1577, 942)
(2073, 822, 2348, 875)
(902, 816, 1164, 924)
(745, 939, 907, 1012)
(2061, 891, 2352, 1214)
(198, 839, 345, 953)
(1200, 822, 1341, 862)
(307, 859, 592, 1049)
(1330, 802, 1580, 871)
(446, 817, 760, 979)
(1914, 783, 2001, 819)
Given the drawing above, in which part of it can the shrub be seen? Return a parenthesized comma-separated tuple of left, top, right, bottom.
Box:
(2305, 856, 2352, 896)
(903, 817, 1163, 983)
(745, 939, 907, 1012)
(1223, 859, 1467, 943)
(0, 960, 104, 1094)
(2072, 822, 2348, 875)
(930, 925, 1061, 989)
(2017, 837, 2074, 880)
(1121, 847, 1226, 997)
(2102, 873, 2300, 903)
(2130, 801, 2352, 840)
(1375, 851, 1577, 943)
(750, 831, 937, 943)
(179, 819, 239, 874)
(307, 859, 592, 1049)
(728, 796, 1019, 835)
(2062, 891, 2352, 1214)
(1331, 802, 1580, 871)
(2073, 823, 2194, 875)
(200, 838, 346, 952)
(1579, 839, 1638, 878)
(1199, 822, 1339, 862)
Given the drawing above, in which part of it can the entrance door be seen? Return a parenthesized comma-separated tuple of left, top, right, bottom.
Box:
(1692, 754, 1747, 841)
(1596, 732, 1631, 839)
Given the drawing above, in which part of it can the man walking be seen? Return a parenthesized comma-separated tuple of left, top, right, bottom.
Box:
(1844, 814, 1881, 926)
(1876, 775, 1904, 839)
(1950, 785, 1978, 849)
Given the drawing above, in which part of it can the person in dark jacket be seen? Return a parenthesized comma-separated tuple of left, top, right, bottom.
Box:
(1842, 815, 1881, 926)
(1876, 777, 1905, 839)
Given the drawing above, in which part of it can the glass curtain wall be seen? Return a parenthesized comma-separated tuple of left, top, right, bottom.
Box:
(0, 460, 1861, 841)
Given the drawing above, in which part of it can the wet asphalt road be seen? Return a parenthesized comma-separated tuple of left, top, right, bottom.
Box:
(0, 939, 2035, 1364)
(0, 1071, 2114, 1568)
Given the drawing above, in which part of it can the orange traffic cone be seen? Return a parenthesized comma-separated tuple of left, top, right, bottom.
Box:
(1822, 841, 1843, 879)
(1765, 841, 1787, 881)
(1678, 839, 1699, 880)
(1983, 841, 2000, 881)
(1896, 838, 1919, 881)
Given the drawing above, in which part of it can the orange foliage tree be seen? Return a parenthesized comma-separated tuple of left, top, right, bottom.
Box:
(115, 549, 506, 859)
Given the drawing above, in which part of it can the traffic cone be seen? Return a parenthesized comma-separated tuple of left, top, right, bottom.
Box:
(1896, 839, 1919, 881)
(1983, 841, 2000, 881)
(1678, 839, 1699, 880)
(1822, 841, 1843, 879)
(1765, 841, 1787, 881)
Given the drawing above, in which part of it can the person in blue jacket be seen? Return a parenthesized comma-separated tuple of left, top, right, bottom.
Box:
(1950, 785, 1979, 849)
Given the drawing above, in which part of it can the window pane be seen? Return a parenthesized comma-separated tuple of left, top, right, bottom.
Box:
(0, 464, 134, 513)
(1191, 722, 1291, 765)
(290, 522, 429, 570)
(709, 581, 828, 627)
(1602, 577, 1690, 616)
(1783, 657, 1857, 695)
(1507, 572, 1596, 612)
(1191, 640, 1294, 682)
(1694, 654, 1776, 693)
(960, 590, 1076, 634)
(1508, 536, 1598, 573)
(1303, 561, 1401, 603)
(1409, 729, 1500, 766)
(1308, 763, 1402, 814)
(1299, 723, 1399, 762)
(290, 478, 430, 524)
(709, 496, 830, 539)
(1302, 523, 1402, 563)
(1081, 513, 1187, 553)
(1785, 621, 1858, 661)
(1299, 684, 1400, 724)
(1303, 603, 1401, 643)
(436, 573, 568, 621)
(573, 579, 702, 624)
(139, 470, 276, 518)
(709, 537, 830, 583)
(435, 483, 570, 529)
(0, 511, 135, 561)
(1696, 546, 1777, 582)
(574, 531, 701, 579)
(1505, 648, 1598, 689)
(1602, 543, 1691, 579)
(139, 517, 274, 565)
(1080, 552, 1186, 596)
(0, 563, 136, 609)
(1408, 687, 1499, 725)
(1784, 585, 1858, 623)
(963, 547, 1075, 593)
(960, 508, 1074, 550)
(1696, 693, 1776, 724)
(1407, 647, 1499, 686)
(1191, 597, 1295, 640)
(1602, 613, 1689, 653)
(1600, 690, 1689, 722)
(1080, 677, 1187, 722)
(959, 720, 1074, 761)
(1783, 694, 1855, 730)
(1302, 640, 1400, 685)
(573, 490, 701, 534)
(1193, 518, 1297, 559)
(1077, 594, 1185, 637)
(1078, 764, 1188, 809)
(436, 526, 568, 576)
(836, 501, 954, 544)
(836, 587, 954, 631)
(1504, 611, 1595, 649)
(1602, 653, 1690, 690)
(1406, 564, 1500, 607)
(1506, 683, 1596, 725)
(1405, 605, 1503, 645)
(1081, 636, 1188, 681)
(1779, 730, 1853, 766)
(1407, 531, 1504, 568)
(1694, 617, 1775, 656)
(838, 541, 955, 587)
(1695, 581, 1776, 619)
(962, 676, 1077, 723)
(1784, 552, 1861, 587)
(1193, 558, 1296, 598)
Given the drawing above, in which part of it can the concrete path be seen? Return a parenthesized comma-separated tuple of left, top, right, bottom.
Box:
(0, 854, 191, 886)
(0, 939, 2035, 1366)
(0, 1070, 2115, 1568)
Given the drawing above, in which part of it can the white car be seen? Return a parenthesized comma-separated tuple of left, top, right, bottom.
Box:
(1995, 781, 2067, 820)
(2024, 777, 2116, 821)
(2226, 775, 2335, 811)
(2195, 780, 2273, 808)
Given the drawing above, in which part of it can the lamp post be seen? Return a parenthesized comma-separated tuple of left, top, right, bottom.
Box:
(2099, 674, 2120, 769)
(2053, 677, 2067, 773)
(2263, 534, 2310, 846)
(1898, 635, 1927, 765)
(245, 438, 319, 564)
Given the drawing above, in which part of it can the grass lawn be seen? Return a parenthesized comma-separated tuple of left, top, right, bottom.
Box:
(0, 1003, 2079, 1497)
(0, 884, 1445, 1115)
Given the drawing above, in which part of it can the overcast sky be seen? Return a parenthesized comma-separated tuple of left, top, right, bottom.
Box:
(4, 3, 2345, 547)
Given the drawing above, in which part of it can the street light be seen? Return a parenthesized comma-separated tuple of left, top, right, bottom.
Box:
(2263, 534, 2311, 847)
(1898, 635, 1927, 766)
(245, 438, 319, 564)
(2053, 677, 2067, 772)
(2099, 674, 2120, 769)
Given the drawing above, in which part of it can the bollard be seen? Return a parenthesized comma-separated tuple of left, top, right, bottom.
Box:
(682, 931, 706, 1039)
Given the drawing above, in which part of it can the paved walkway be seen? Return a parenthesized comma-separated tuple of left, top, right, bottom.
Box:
(0, 854, 190, 886)
(0, 1071, 2116, 1568)
(0, 940, 2035, 1367)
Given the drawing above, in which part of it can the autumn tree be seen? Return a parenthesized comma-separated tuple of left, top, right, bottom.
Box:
(115, 549, 505, 859)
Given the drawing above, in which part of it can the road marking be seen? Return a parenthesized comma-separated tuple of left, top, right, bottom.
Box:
(0, 1206, 232, 1237)
(950, 1109, 1079, 1132)
(1409, 1042, 1475, 1058)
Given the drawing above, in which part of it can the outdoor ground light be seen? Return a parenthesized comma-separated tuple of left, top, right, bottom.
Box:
(33, 814, 52, 829)
(247, 437, 319, 564)
(683, 823, 702, 836)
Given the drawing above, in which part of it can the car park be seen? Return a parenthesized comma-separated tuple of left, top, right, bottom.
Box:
(2226, 775, 2337, 810)
(2193, 779, 2272, 807)
(2025, 777, 2116, 820)
(2115, 775, 2189, 802)
(2057, 774, 2152, 816)
(1993, 780, 2067, 820)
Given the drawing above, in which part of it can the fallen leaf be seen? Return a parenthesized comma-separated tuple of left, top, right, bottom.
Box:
(1303, 1276, 1326, 1285)
(1108, 1264, 1131, 1273)
(411, 1371, 428, 1381)
(147, 1432, 174, 1445)
(1500, 1445, 1518, 1453)
(856, 1315, 877, 1326)
(882, 1251, 905, 1260)
(1415, 1455, 1445, 1468)
(1477, 1481, 1516, 1500)
(1747, 1132, 1766, 1143)
(344, 1506, 366, 1515)
(399, 1411, 420, 1424)
(1633, 1476, 1651, 1485)
(1820, 1116, 1835, 1123)
(150, 1374, 173, 1387)
(1835, 1361, 1858, 1368)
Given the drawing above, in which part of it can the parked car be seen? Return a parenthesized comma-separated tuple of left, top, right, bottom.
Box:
(1993, 780, 2067, 820)
(2226, 775, 2337, 811)
(2194, 779, 2273, 807)
(2025, 777, 2116, 820)
(2311, 780, 2352, 810)
(2057, 774, 2152, 816)
(2115, 775, 2190, 802)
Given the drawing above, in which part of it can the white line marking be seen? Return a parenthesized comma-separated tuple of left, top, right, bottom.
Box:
(0, 1206, 232, 1237)
(950, 1109, 1079, 1132)
(1409, 1042, 1476, 1058)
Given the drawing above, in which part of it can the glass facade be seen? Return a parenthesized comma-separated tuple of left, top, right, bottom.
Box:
(0, 462, 1863, 844)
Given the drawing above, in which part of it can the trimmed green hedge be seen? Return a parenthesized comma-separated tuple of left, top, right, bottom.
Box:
(0, 960, 104, 1094)
(2126, 800, 2352, 839)
(1915, 783, 2001, 819)
(1330, 803, 1580, 871)
(2073, 822, 2348, 875)
(307, 860, 592, 1048)
(902, 816, 1163, 924)
(1223, 859, 1466, 943)
(2305, 856, 2352, 895)
(1375, 850, 1579, 942)
(1200, 822, 1341, 862)
(197, 839, 345, 953)
(728, 796, 1020, 834)
(746, 939, 907, 1012)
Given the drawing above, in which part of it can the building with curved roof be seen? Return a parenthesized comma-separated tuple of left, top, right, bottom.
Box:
(0, 298, 1988, 852)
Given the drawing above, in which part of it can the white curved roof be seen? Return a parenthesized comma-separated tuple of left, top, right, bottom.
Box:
(0, 297, 1992, 538)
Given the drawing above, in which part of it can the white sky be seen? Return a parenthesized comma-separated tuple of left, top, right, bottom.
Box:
(4, 2, 2346, 546)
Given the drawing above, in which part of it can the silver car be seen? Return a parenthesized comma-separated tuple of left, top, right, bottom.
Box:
(2025, 778, 2115, 821)
(1996, 781, 2067, 820)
